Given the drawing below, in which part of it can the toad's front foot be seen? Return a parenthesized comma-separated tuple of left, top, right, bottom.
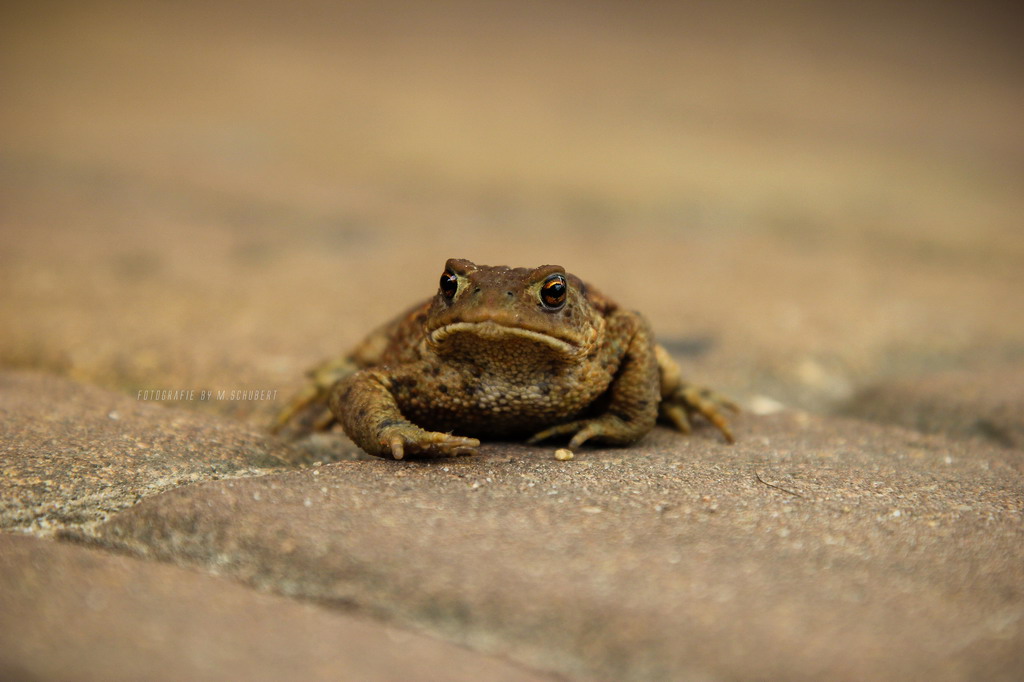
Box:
(375, 420, 480, 460)
(528, 414, 648, 450)
(660, 384, 738, 443)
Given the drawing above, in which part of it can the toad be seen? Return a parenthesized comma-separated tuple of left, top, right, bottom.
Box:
(274, 258, 735, 459)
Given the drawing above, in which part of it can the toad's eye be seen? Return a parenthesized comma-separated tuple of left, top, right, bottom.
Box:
(440, 268, 459, 299)
(540, 274, 567, 309)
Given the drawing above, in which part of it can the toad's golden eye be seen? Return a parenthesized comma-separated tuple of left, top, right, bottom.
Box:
(540, 274, 567, 309)
(439, 268, 459, 299)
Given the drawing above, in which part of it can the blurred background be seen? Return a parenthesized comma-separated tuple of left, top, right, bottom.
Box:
(1, 0, 1021, 423)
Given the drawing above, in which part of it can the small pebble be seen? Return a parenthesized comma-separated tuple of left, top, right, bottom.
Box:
(554, 448, 574, 461)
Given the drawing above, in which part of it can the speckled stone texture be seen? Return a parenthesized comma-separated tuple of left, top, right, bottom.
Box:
(71, 414, 1024, 681)
(0, 533, 551, 682)
(0, 371, 304, 533)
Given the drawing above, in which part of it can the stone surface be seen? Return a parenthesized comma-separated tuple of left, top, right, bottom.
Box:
(840, 368, 1024, 449)
(0, 371, 306, 534)
(75, 414, 1024, 681)
(1, 2, 1022, 422)
(0, 533, 550, 682)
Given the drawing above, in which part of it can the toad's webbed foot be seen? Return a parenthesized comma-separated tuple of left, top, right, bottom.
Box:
(660, 383, 738, 443)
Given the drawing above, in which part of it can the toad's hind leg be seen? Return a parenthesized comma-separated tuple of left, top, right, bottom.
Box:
(272, 302, 431, 434)
(271, 357, 358, 433)
(655, 344, 738, 443)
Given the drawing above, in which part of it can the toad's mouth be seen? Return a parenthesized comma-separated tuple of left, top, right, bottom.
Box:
(427, 321, 582, 358)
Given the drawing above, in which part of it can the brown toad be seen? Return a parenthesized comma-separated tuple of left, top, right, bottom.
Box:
(274, 258, 735, 459)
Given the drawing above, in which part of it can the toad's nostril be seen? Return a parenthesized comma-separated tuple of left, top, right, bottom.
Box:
(506, 291, 513, 297)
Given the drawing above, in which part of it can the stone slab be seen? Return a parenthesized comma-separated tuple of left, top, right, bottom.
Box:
(0, 371, 303, 533)
(0, 533, 550, 682)
(76, 413, 1024, 681)
(840, 368, 1024, 449)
